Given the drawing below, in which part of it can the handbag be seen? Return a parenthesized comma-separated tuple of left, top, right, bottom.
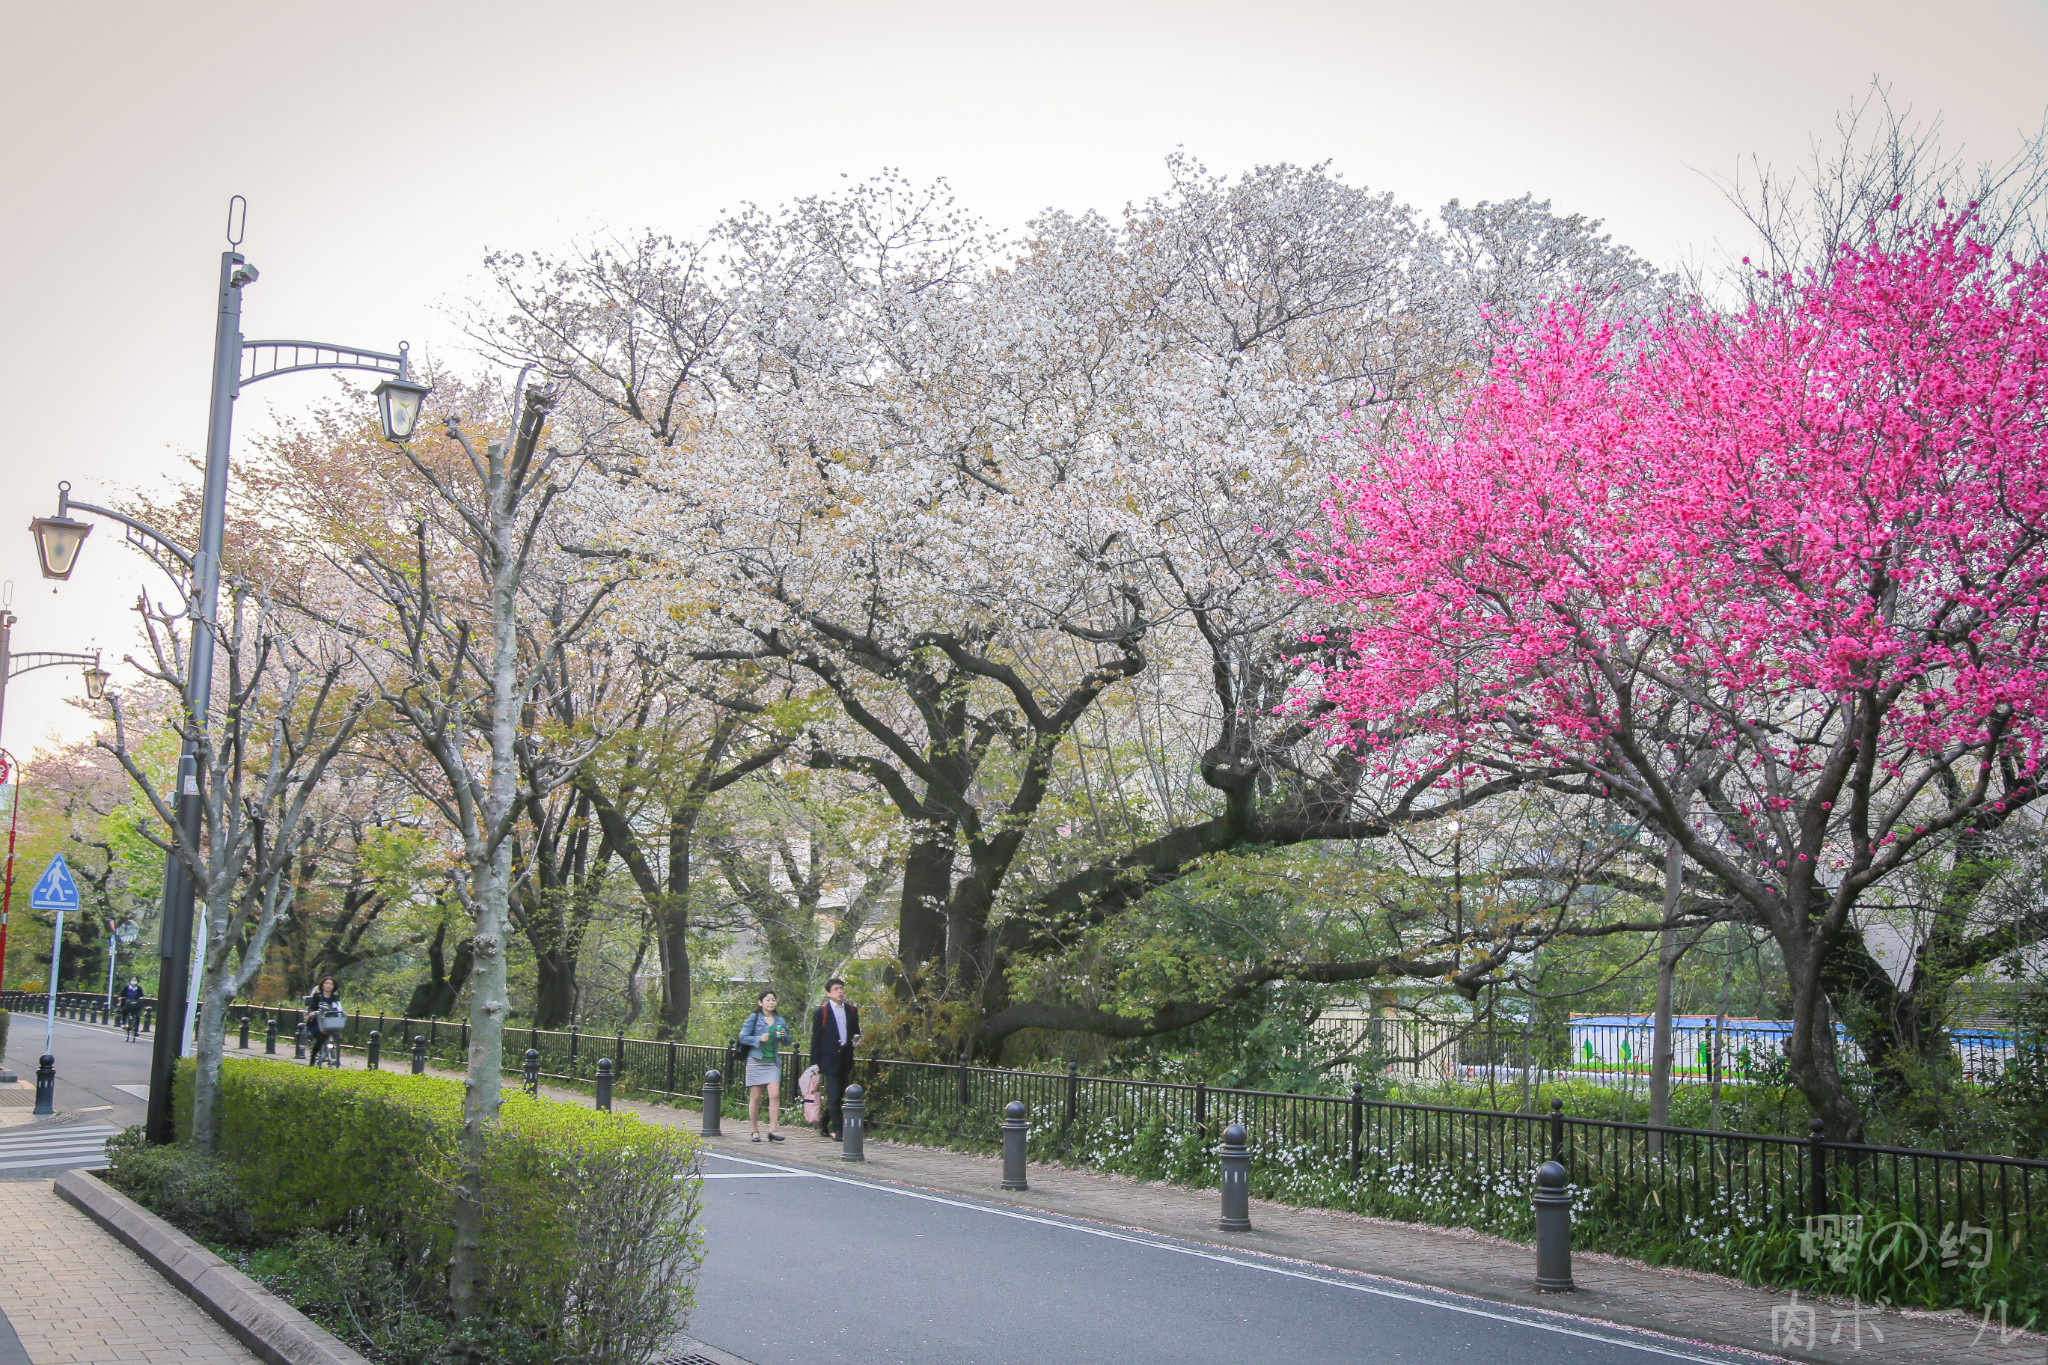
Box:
(798, 1065, 821, 1122)
(732, 1010, 759, 1059)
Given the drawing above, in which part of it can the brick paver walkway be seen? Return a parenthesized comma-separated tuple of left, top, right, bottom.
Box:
(0, 1177, 259, 1364)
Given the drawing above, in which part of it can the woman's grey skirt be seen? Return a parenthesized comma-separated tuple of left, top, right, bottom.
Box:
(744, 1056, 782, 1087)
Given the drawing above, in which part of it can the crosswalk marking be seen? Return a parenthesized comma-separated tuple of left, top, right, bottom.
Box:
(0, 1124, 117, 1173)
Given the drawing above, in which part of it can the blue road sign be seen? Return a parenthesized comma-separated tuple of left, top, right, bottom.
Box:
(29, 855, 80, 912)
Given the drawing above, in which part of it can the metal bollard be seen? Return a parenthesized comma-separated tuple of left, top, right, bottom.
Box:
(523, 1048, 540, 1097)
(412, 1035, 427, 1075)
(1534, 1160, 1575, 1291)
(701, 1069, 723, 1136)
(294, 1022, 307, 1059)
(367, 1030, 382, 1070)
(596, 1057, 614, 1112)
(33, 1054, 55, 1115)
(1218, 1121, 1252, 1231)
(265, 1016, 278, 1055)
(1001, 1100, 1029, 1191)
(841, 1083, 866, 1162)
(239, 1013, 250, 1050)
(142, 1005, 153, 1034)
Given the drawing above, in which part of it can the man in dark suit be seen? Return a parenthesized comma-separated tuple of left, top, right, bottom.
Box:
(810, 977, 861, 1139)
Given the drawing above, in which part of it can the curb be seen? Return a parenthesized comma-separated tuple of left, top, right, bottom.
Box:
(52, 1168, 368, 1365)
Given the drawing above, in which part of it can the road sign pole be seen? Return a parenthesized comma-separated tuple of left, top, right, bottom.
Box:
(28, 855, 83, 1059)
(104, 919, 117, 1009)
(43, 904, 63, 1054)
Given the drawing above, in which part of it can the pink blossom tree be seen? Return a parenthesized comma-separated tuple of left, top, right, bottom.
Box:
(1293, 216, 2048, 1139)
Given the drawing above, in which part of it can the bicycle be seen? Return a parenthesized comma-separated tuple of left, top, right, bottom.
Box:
(310, 1003, 346, 1068)
(121, 1003, 141, 1042)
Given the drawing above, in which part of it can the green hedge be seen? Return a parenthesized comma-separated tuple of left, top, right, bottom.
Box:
(149, 1058, 705, 1364)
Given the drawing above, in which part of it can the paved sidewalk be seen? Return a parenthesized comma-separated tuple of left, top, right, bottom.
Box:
(0, 1178, 259, 1364)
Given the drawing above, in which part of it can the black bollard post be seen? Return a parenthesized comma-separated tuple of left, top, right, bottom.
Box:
(367, 1030, 382, 1071)
(239, 1013, 251, 1050)
(412, 1036, 427, 1075)
(33, 1053, 56, 1115)
(1001, 1100, 1029, 1191)
(523, 1048, 540, 1097)
(1534, 1160, 1575, 1291)
(294, 1022, 307, 1059)
(596, 1057, 614, 1112)
(1218, 1121, 1252, 1231)
(265, 1016, 278, 1055)
(701, 1069, 723, 1137)
(142, 1005, 153, 1034)
(841, 1083, 866, 1162)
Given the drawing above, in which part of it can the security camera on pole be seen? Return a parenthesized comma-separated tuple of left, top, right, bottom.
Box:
(28, 196, 430, 1145)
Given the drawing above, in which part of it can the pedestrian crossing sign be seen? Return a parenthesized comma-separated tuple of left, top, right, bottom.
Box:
(29, 855, 80, 911)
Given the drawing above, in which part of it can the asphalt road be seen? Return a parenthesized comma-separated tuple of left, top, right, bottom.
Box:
(0, 1011, 152, 1177)
(685, 1149, 1777, 1365)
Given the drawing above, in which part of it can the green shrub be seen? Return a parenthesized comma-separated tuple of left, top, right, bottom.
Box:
(243, 1230, 554, 1365)
(103, 1126, 257, 1246)
(165, 1058, 705, 1365)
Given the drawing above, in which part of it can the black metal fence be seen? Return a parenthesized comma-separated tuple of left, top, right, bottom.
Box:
(100, 996, 2042, 1272)
(0, 989, 156, 1032)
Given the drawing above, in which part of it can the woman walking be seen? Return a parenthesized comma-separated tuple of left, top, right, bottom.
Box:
(739, 989, 792, 1142)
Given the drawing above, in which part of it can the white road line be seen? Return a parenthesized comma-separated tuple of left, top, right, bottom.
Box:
(0, 1129, 119, 1152)
(700, 1171, 818, 1179)
(0, 1138, 116, 1156)
(0, 1150, 109, 1172)
(699, 1150, 1770, 1365)
(0, 1146, 112, 1162)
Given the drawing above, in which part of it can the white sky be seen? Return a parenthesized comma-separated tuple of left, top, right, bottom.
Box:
(2, 0, 2044, 757)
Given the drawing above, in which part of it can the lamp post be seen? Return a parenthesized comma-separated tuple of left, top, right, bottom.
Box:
(30, 198, 430, 1144)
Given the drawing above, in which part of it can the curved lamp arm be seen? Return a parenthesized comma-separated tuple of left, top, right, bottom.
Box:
(41, 482, 195, 602)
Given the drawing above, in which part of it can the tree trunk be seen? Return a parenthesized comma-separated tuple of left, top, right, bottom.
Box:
(1782, 940, 1865, 1142)
(657, 809, 697, 1039)
(1648, 829, 1683, 1144)
(189, 960, 236, 1151)
(403, 921, 474, 1019)
(897, 824, 954, 983)
(449, 425, 524, 1319)
(449, 833, 510, 1317)
(532, 949, 577, 1029)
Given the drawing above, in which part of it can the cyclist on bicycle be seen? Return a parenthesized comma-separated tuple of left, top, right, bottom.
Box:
(119, 978, 145, 1040)
(303, 976, 344, 1066)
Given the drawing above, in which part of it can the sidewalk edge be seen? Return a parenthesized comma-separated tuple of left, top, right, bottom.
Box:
(52, 1168, 368, 1365)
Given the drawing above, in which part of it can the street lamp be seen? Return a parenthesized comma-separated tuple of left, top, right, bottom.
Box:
(32, 197, 424, 1145)
(374, 369, 433, 443)
(28, 512, 91, 581)
(82, 662, 109, 700)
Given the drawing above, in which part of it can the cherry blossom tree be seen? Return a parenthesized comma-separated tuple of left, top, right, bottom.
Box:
(1294, 214, 2048, 1138)
(479, 158, 1672, 1053)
